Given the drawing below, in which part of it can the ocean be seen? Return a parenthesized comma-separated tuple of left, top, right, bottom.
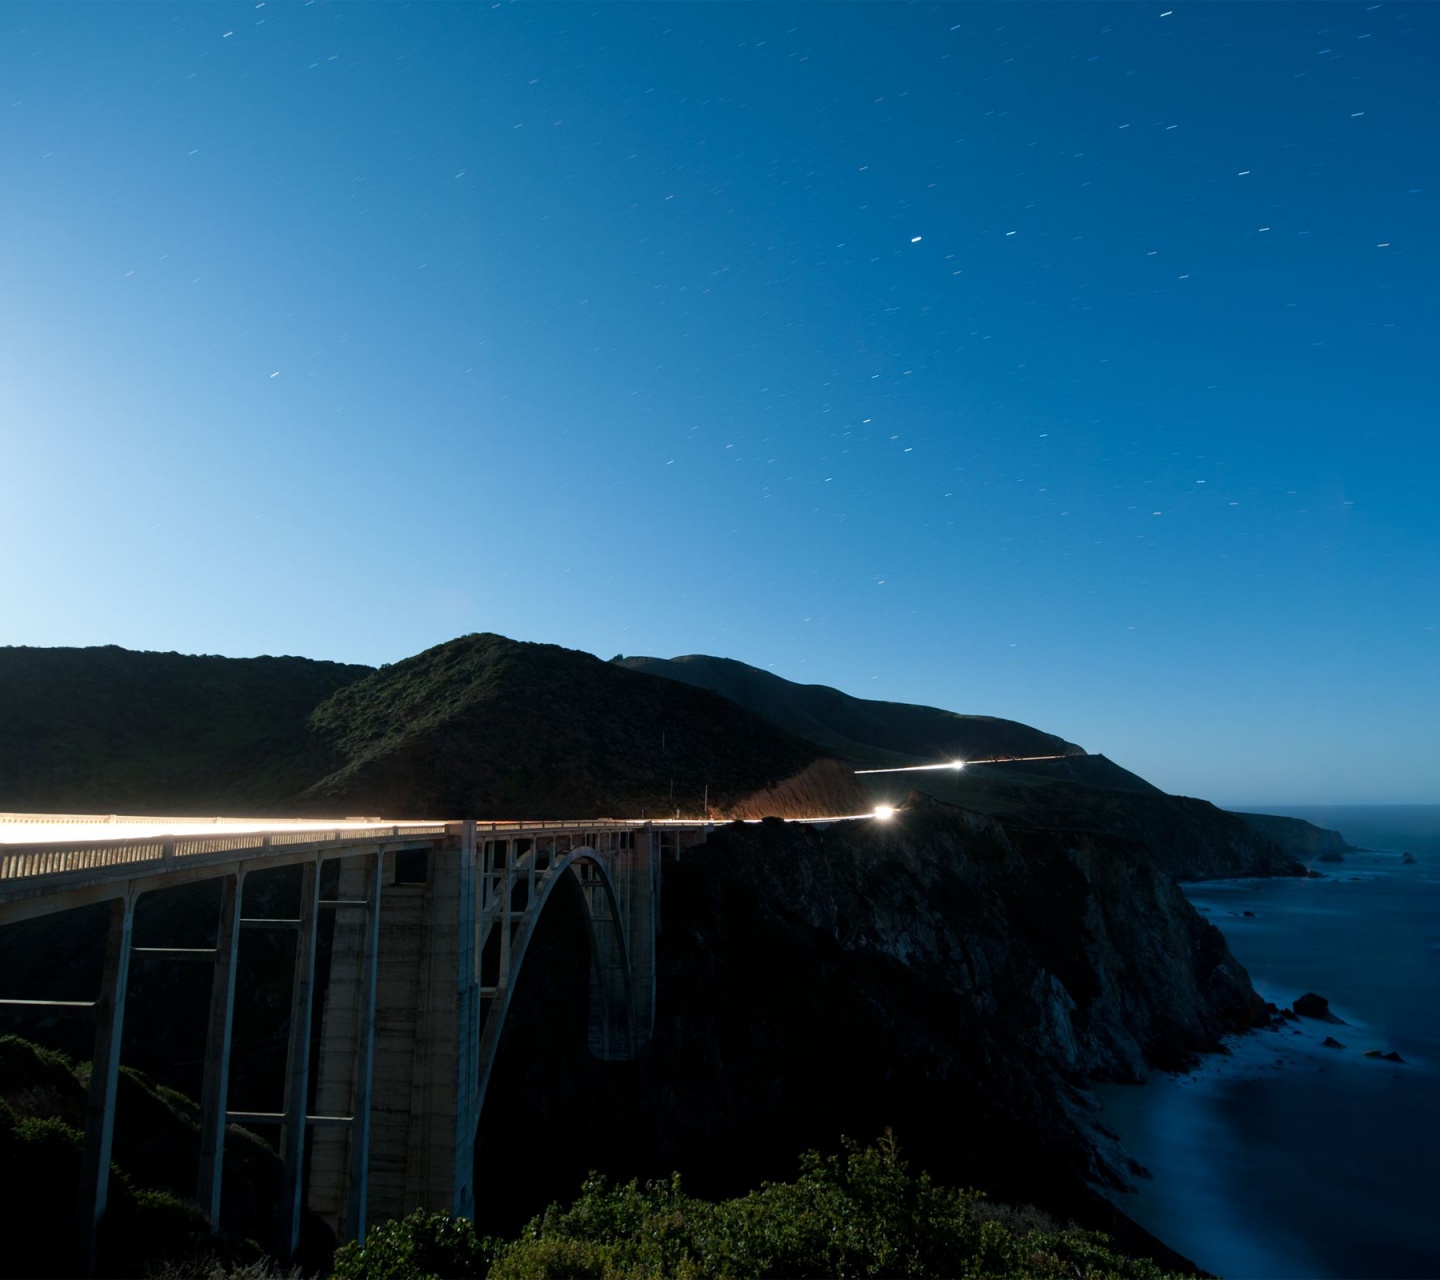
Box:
(1097, 805, 1440, 1280)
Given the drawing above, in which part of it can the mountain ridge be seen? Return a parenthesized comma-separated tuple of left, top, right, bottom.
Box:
(0, 634, 1340, 875)
(615, 651, 1316, 880)
(615, 652, 1082, 767)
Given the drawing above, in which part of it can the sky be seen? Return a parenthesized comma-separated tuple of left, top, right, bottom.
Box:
(2, 1, 1436, 806)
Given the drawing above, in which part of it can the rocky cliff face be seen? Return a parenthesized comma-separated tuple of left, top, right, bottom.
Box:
(1232, 811, 1356, 861)
(475, 796, 1261, 1272)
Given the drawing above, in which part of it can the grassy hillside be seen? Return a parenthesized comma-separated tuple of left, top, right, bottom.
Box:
(615, 653, 1081, 767)
(298, 633, 857, 819)
(0, 645, 369, 814)
(0, 638, 863, 820)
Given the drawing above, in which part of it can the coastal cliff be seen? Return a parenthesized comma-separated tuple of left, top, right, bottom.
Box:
(1232, 811, 1356, 861)
(850, 759, 1307, 882)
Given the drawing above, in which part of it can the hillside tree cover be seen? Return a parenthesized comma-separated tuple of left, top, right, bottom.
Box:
(331, 1136, 1187, 1280)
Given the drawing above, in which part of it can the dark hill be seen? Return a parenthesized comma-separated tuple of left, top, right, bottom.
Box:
(0, 645, 369, 814)
(615, 654, 1320, 880)
(0, 637, 1342, 874)
(614, 654, 1080, 767)
(297, 634, 866, 820)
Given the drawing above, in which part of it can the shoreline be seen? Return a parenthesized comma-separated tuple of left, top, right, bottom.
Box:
(1093, 835, 1438, 1280)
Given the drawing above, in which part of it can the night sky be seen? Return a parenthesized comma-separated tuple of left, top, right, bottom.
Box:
(3, 2, 1436, 804)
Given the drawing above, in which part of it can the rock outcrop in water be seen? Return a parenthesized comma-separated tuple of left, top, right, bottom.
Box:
(1293, 992, 1345, 1023)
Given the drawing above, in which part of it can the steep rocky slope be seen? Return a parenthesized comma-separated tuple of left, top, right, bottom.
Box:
(889, 759, 1307, 880)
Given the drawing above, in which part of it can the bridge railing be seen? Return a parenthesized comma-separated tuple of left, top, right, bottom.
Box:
(0, 812, 394, 828)
(0, 815, 720, 900)
(0, 825, 451, 887)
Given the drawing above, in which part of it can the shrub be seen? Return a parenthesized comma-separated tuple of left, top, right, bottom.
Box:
(331, 1136, 1187, 1280)
(331, 1210, 495, 1280)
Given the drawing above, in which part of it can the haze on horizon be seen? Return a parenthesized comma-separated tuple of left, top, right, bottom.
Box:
(2, 2, 1435, 807)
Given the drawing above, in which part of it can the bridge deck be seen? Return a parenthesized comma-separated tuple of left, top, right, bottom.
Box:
(0, 813, 685, 919)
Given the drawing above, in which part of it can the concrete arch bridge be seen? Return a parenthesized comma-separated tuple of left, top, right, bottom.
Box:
(0, 814, 710, 1272)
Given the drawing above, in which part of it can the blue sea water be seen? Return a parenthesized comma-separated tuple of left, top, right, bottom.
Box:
(1098, 805, 1440, 1280)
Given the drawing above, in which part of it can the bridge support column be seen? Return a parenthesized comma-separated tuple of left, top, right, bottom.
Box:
(76, 892, 135, 1278)
(311, 835, 472, 1234)
(587, 830, 657, 1056)
(269, 825, 660, 1243)
(197, 871, 243, 1228)
(626, 828, 658, 1046)
(310, 850, 384, 1241)
(279, 858, 322, 1262)
(452, 821, 480, 1223)
(345, 849, 384, 1243)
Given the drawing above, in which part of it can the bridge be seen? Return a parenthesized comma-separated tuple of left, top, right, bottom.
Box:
(0, 812, 721, 1273)
(0, 756, 1074, 1271)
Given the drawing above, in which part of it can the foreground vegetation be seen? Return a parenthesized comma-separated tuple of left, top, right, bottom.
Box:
(0, 1036, 290, 1279)
(0, 1028, 1185, 1279)
(331, 1136, 1187, 1280)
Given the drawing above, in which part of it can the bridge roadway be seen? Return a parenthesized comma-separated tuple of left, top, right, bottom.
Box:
(0, 810, 784, 1273)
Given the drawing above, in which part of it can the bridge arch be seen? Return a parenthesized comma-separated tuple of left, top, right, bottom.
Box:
(472, 844, 636, 1122)
(447, 832, 655, 1223)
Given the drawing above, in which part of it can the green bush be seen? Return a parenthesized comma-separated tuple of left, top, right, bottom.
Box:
(334, 1136, 1187, 1280)
(332, 1210, 496, 1280)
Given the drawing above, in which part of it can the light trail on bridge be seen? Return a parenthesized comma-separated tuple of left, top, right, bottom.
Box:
(0, 810, 900, 849)
(0, 814, 415, 846)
